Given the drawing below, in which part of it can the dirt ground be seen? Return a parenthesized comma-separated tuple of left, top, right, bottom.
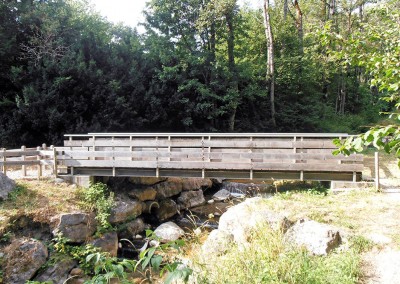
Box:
(359, 152, 400, 284)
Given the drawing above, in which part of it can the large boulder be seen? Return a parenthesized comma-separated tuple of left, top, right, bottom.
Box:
(128, 187, 157, 201)
(284, 219, 342, 255)
(0, 173, 16, 201)
(108, 200, 144, 224)
(218, 197, 290, 244)
(154, 179, 183, 199)
(89, 231, 119, 257)
(128, 177, 167, 186)
(202, 229, 234, 256)
(154, 199, 178, 221)
(154, 221, 184, 243)
(3, 238, 48, 284)
(177, 190, 206, 209)
(181, 178, 212, 191)
(34, 256, 76, 284)
(52, 212, 97, 243)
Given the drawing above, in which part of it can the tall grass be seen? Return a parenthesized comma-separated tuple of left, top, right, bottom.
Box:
(192, 226, 362, 284)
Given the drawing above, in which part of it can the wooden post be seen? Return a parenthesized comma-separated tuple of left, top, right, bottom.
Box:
(375, 151, 380, 191)
(42, 143, 47, 171)
(52, 146, 58, 178)
(37, 146, 42, 180)
(21, 146, 27, 177)
(2, 148, 6, 174)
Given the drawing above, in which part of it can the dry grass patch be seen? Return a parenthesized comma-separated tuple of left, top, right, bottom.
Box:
(0, 179, 82, 235)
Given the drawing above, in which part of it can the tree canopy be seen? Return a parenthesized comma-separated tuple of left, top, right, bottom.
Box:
(0, 0, 397, 148)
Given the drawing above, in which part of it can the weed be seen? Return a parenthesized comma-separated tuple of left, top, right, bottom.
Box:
(349, 235, 374, 253)
(77, 183, 114, 233)
(7, 184, 27, 202)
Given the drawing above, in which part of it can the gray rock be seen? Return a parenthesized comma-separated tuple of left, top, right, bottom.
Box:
(218, 197, 290, 244)
(202, 229, 233, 256)
(212, 189, 231, 201)
(284, 219, 342, 255)
(181, 178, 212, 191)
(155, 199, 178, 221)
(34, 256, 76, 284)
(126, 218, 146, 236)
(221, 181, 271, 195)
(154, 222, 184, 243)
(177, 190, 206, 209)
(118, 218, 146, 238)
(108, 200, 144, 224)
(54, 178, 66, 184)
(52, 212, 97, 243)
(89, 232, 119, 257)
(155, 179, 183, 199)
(0, 172, 16, 201)
(3, 238, 48, 284)
(128, 187, 157, 201)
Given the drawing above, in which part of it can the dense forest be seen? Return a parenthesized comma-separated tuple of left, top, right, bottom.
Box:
(0, 0, 398, 148)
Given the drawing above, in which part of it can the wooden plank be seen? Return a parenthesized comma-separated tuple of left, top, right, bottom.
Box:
(0, 150, 39, 157)
(0, 160, 40, 166)
(63, 160, 158, 168)
(252, 162, 363, 172)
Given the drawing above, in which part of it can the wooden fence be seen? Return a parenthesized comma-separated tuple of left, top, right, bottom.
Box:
(0, 144, 58, 179)
(0, 133, 363, 181)
(59, 133, 363, 181)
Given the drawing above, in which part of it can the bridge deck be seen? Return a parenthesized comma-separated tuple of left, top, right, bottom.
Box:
(59, 133, 363, 181)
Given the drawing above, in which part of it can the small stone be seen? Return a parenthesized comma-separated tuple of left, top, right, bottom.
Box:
(149, 240, 160, 247)
(154, 221, 184, 243)
(70, 268, 84, 276)
(135, 234, 143, 239)
(54, 178, 66, 184)
(207, 199, 215, 204)
(214, 212, 221, 217)
(212, 189, 231, 201)
(194, 228, 202, 236)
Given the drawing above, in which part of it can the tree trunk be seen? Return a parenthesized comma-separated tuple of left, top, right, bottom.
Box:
(293, 0, 303, 53)
(284, 0, 288, 21)
(263, 0, 276, 129)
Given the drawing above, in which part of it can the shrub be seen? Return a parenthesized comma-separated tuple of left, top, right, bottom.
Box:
(77, 182, 114, 233)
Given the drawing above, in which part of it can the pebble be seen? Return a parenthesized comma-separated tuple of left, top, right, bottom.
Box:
(207, 199, 215, 204)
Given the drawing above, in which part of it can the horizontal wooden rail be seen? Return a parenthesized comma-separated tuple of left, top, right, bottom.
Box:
(0, 133, 363, 182)
(60, 133, 363, 181)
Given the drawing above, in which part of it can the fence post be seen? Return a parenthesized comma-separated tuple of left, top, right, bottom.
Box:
(37, 146, 42, 180)
(2, 148, 6, 175)
(375, 151, 380, 191)
(21, 146, 27, 177)
(51, 145, 58, 178)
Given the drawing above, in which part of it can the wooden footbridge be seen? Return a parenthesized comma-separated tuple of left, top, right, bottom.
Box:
(1, 133, 363, 181)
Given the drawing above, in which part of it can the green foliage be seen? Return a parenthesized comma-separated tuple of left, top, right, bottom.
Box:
(51, 233, 100, 274)
(77, 183, 114, 233)
(7, 184, 27, 202)
(349, 235, 374, 253)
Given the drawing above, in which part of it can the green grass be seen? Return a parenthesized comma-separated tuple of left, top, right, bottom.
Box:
(193, 225, 363, 284)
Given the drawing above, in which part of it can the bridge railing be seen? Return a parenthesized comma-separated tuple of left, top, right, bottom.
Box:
(60, 133, 363, 181)
(0, 144, 58, 178)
